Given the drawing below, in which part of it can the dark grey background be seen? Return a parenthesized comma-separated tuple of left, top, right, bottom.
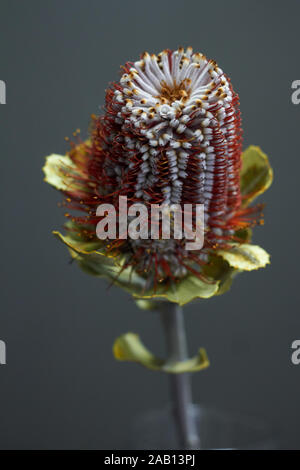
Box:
(0, 0, 299, 449)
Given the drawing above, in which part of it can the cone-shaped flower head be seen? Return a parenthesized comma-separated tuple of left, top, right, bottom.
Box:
(43, 48, 273, 304)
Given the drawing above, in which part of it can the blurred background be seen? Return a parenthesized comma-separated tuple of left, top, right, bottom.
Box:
(0, 0, 299, 449)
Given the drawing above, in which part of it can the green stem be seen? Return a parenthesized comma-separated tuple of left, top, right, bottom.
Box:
(160, 302, 199, 449)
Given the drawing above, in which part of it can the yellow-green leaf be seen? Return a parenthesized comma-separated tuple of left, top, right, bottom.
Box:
(240, 145, 273, 206)
(54, 230, 219, 305)
(133, 275, 219, 306)
(163, 348, 210, 373)
(113, 332, 209, 373)
(113, 333, 164, 369)
(202, 255, 239, 296)
(217, 243, 270, 271)
(43, 154, 78, 191)
(53, 230, 104, 254)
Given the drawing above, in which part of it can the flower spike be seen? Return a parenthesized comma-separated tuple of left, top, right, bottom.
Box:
(43, 47, 273, 304)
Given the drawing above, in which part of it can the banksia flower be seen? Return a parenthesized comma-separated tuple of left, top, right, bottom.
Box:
(43, 47, 273, 305)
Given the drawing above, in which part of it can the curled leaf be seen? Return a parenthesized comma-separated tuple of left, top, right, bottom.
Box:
(113, 332, 209, 373)
(53, 230, 104, 255)
(240, 145, 273, 206)
(43, 152, 92, 195)
(217, 243, 270, 271)
(163, 348, 209, 373)
(113, 333, 164, 370)
(202, 255, 239, 296)
(43, 154, 77, 191)
(54, 230, 220, 305)
(133, 275, 219, 306)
